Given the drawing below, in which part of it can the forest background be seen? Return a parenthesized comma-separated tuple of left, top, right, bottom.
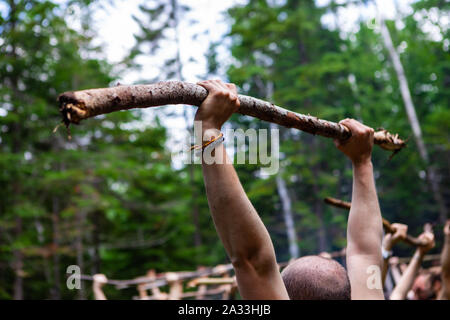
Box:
(0, 0, 448, 299)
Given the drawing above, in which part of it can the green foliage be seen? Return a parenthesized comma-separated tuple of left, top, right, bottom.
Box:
(226, 0, 449, 260)
(0, 0, 212, 299)
(0, 0, 448, 299)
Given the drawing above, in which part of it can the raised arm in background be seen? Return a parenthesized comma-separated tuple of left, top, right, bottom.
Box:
(335, 118, 384, 300)
(92, 274, 107, 300)
(389, 257, 404, 285)
(382, 223, 408, 285)
(438, 220, 450, 300)
(196, 80, 289, 300)
(390, 231, 435, 300)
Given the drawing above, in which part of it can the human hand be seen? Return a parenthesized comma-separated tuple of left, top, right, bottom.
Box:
(383, 223, 408, 251)
(417, 231, 435, 256)
(389, 256, 400, 266)
(334, 118, 374, 166)
(195, 80, 240, 134)
(444, 220, 450, 237)
(93, 274, 108, 287)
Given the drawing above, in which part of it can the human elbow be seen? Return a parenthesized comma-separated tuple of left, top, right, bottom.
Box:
(347, 228, 383, 256)
(230, 248, 278, 276)
(347, 236, 382, 258)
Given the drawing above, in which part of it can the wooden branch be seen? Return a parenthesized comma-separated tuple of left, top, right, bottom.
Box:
(323, 197, 352, 210)
(78, 264, 235, 290)
(138, 270, 167, 300)
(324, 197, 427, 246)
(58, 81, 406, 152)
(138, 287, 229, 300)
(188, 277, 235, 287)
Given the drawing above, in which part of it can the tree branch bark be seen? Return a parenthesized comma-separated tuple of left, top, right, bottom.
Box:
(58, 81, 406, 152)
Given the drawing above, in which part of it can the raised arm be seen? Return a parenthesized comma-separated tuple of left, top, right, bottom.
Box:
(382, 223, 408, 286)
(92, 274, 107, 300)
(195, 80, 289, 300)
(438, 220, 450, 300)
(389, 257, 404, 286)
(390, 231, 434, 300)
(335, 119, 384, 300)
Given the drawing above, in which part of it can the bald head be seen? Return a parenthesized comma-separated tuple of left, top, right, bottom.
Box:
(281, 255, 351, 300)
(412, 270, 441, 300)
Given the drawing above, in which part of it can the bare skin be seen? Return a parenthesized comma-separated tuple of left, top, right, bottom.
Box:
(92, 274, 107, 300)
(438, 220, 450, 300)
(335, 119, 385, 300)
(197, 80, 288, 299)
(382, 223, 408, 285)
(390, 231, 435, 300)
(389, 257, 403, 285)
(196, 80, 385, 300)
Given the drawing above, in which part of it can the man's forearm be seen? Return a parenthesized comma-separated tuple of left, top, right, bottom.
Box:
(382, 257, 390, 286)
(347, 161, 383, 255)
(390, 264, 403, 285)
(201, 144, 277, 268)
(195, 81, 288, 299)
(346, 160, 384, 299)
(439, 235, 450, 299)
(442, 236, 450, 277)
(93, 284, 107, 300)
(382, 237, 392, 285)
(201, 143, 290, 299)
(336, 120, 384, 299)
(390, 249, 423, 300)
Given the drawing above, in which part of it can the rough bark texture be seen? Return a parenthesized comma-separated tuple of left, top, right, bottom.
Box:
(323, 197, 427, 247)
(58, 81, 406, 152)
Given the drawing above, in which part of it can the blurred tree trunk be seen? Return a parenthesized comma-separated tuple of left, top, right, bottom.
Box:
(51, 196, 61, 300)
(378, 14, 447, 223)
(75, 209, 86, 300)
(275, 173, 300, 259)
(312, 180, 328, 253)
(91, 210, 101, 274)
(171, 0, 202, 248)
(311, 139, 328, 253)
(34, 219, 52, 298)
(8, 0, 24, 300)
(12, 217, 23, 300)
(267, 76, 299, 259)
